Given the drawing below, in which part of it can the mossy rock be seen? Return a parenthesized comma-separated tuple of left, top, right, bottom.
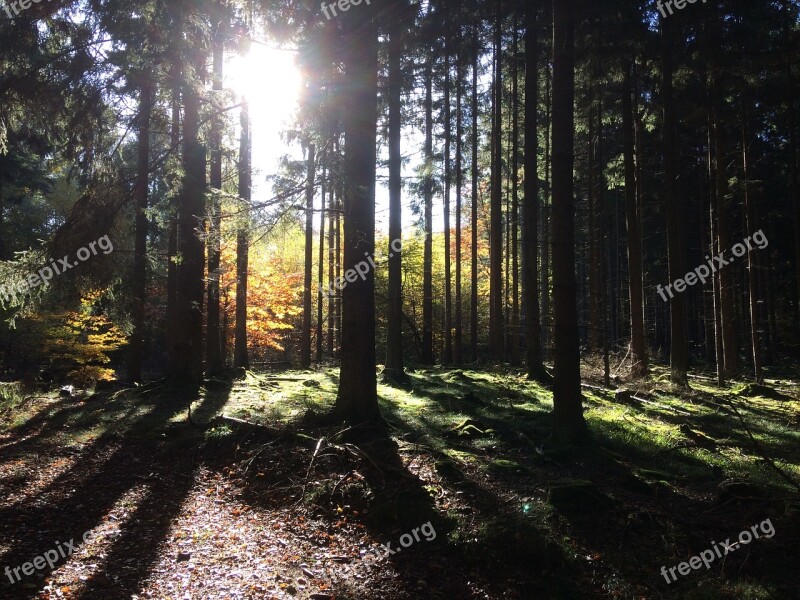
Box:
(488, 458, 527, 475)
(548, 479, 615, 513)
(445, 370, 472, 383)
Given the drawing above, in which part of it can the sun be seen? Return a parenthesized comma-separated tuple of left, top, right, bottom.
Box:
(226, 42, 303, 196)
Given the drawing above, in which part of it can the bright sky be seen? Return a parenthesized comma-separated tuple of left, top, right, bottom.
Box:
(224, 37, 447, 239)
(225, 41, 304, 203)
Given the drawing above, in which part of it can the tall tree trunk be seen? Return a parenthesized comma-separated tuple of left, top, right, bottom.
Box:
(385, 26, 405, 380)
(541, 59, 551, 355)
(443, 45, 453, 365)
(234, 101, 251, 370)
(166, 65, 181, 368)
(711, 53, 738, 376)
(791, 101, 800, 335)
(622, 63, 648, 377)
(422, 54, 434, 364)
(510, 14, 520, 367)
(170, 45, 207, 385)
(596, 96, 610, 387)
(489, 0, 505, 360)
(317, 154, 326, 363)
(524, 0, 546, 380)
(471, 25, 480, 362)
(551, 0, 587, 443)
(335, 144, 342, 359)
(455, 52, 464, 365)
(129, 81, 152, 383)
(335, 14, 381, 425)
(741, 103, 763, 383)
(206, 30, 225, 376)
(327, 162, 336, 357)
(301, 143, 315, 369)
(587, 97, 602, 351)
(663, 18, 689, 386)
(707, 110, 724, 385)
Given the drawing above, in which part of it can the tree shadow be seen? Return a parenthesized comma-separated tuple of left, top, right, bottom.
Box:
(0, 380, 233, 600)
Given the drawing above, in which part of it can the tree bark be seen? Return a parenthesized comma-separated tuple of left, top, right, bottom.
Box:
(335, 13, 381, 425)
(443, 44, 453, 365)
(129, 81, 152, 383)
(489, 0, 505, 360)
(470, 25, 480, 363)
(551, 0, 587, 444)
(328, 159, 336, 357)
(169, 44, 207, 386)
(422, 53, 434, 364)
(741, 103, 763, 383)
(622, 62, 648, 377)
(524, 1, 547, 381)
(455, 50, 464, 365)
(234, 101, 251, 370)
(207, 32, 225, 376)
(510, 14, 520, 367)
(317, 154, 326, 363)
(663, 18, 689, 386)
(301, 143, 315, 369)
(166, 64, 180, 370)
(385, 26, 405, 380)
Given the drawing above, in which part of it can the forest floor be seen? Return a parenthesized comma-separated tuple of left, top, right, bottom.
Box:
(0, 363, 799, 599)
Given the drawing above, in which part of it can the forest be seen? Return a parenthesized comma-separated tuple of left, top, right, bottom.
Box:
(1, 0, 799, 598)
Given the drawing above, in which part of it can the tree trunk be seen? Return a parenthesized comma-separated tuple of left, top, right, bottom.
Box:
(328, 161, 336, 357)
(541, 57, 551, 355)
(443, 45, 453, 365)
(234, 101, 251, 370)
(741, 103, 763, 383)
(169, 45, 207, 386)
(551, 0, 587, 444)
(711, 53, 738, 376)
(510, 14, 520, 367)
(335, 14, 381, 425)
(524, 0, 547, 381)
(335, 146, 342, 359)
(166, 65, 181, 369)
(622, 63, 648, 377)
(385, 26, 405, 380)
(422, 54, 434, 365)
(707, 110, 724, 385)
(663, 18, 689, 386)
(471, 25, 480, 363)
(301, 143, 315, 369)
(317, 154, 326, 363)
(206, 31, 225, 376)
(129, 81, 152, 383)
(489, 0, 505, 360)
(455, 51, 464, 365)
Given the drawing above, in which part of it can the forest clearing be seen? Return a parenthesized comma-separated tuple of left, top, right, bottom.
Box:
(1, 0, 800, 598)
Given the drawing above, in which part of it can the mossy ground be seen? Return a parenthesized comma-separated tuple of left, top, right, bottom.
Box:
(1, 364, 798, 598)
